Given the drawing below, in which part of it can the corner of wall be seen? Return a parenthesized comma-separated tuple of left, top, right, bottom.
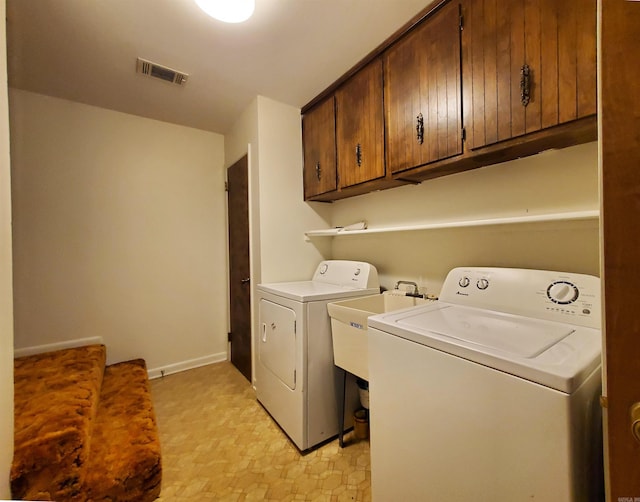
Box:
(255, 96, 331, 282)
(0, 0, 15, 497)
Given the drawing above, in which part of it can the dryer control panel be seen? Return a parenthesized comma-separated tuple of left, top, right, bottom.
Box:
(440, 267, 601, 329)
(312, 260, 380, 289)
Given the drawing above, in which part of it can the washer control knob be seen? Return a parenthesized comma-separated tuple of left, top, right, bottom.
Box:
(319, 263, 328, 274)
(477, 278, 489, 290)
(547, 281, 579, 304)
(458, 276, 470, 288)
(354, 268, 361, 276)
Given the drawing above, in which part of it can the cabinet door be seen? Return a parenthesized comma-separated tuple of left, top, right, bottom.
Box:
(336, 59, 385, 188)
(385, 1, 463, 174)
(302, 97, 337, 199)
(462, 0, 596, 150)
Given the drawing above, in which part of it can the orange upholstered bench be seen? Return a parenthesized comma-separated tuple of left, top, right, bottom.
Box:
(11, 345, 162, 501)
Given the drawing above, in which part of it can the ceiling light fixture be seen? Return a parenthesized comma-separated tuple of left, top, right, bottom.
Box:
(194, 0, 255, 23)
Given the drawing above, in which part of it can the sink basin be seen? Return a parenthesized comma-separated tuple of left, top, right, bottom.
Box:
(328, 293, 431, 379)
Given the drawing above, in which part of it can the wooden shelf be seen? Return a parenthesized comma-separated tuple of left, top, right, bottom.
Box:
(304, 210, 600, 238)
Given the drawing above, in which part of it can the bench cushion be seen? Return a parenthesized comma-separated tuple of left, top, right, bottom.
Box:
(84, 359, 162, 501)
(11, 344, 106, 501)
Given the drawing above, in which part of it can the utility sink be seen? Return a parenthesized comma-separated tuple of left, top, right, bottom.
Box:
(328, 293, 431, 380)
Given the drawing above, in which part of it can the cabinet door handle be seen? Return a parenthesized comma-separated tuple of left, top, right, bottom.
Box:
(416, 113, 425, 144)
(520, 64, 531, 107)
(315, 162, 321, 180)
(355, 143, 362, 167)
(631, 402, 640, 443)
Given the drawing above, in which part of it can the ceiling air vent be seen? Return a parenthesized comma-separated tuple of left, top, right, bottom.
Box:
(136, 57, 188, 86)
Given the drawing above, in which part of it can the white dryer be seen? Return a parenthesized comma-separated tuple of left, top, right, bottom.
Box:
(256, 260, 379, 451)
(368, 267, 603, 501)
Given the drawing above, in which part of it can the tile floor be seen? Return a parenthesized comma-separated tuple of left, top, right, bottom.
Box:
(150, 362, 371, 501)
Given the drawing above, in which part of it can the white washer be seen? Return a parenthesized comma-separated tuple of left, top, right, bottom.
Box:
(368, 267, 603, 501)
(256, 260, 379, 451)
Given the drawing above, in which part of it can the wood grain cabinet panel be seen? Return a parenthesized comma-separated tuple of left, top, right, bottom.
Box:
(301, 0, 597, 200)
(461, 0, 596, 150)
(302, 97, 337, 199)
(384, 1, 462, 174)
(335, 59, 385, 188)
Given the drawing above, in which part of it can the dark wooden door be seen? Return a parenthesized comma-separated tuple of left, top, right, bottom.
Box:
(601, 1, 640, 498)
(227, 156, 251, 382)
(335, 58, 385, 188)
(461, 0, 596, 150)
(302, 96, 337, 199)
(384, 1, 462, 174)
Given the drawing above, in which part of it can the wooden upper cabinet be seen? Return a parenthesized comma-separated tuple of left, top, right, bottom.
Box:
(461, 0, 597, 150)
(301, 0, 598, 199)
(384, 1, 463, 174)
(336, 58, 385, 188)
(302, 96, 337, 199)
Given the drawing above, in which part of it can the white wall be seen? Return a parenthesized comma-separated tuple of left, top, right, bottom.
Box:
(225, 96, 332, 385)
(0, 0, 15, 496)
(226, 96, 331, 284)
(9, 89, 228, 375)
(255, 96, 331, 283)
(327, 142, 599, 293)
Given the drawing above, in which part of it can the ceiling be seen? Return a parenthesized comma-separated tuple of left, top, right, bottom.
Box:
(6, 0, 429, 135)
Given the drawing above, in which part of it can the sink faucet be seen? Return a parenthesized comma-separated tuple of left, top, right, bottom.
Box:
(395, 280, 420, 296)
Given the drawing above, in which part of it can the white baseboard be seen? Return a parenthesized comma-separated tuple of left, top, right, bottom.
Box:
(14, 337, 105, 359)
(14, 339, 227, 380)
(147, 352, 228, 380)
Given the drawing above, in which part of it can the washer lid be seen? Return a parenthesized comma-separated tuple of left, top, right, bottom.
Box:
(398, 306, 574, 358)
(369, 303, 601, 393)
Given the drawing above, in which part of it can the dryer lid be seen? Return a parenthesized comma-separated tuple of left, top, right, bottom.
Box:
(257, 281, 380, 302)
(257, 260, 380, 302)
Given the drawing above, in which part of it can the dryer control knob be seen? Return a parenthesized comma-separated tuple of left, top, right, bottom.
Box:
(547, 281, 579, 304)
(477, 278, 489, 290)
(458, 277, 470, 288)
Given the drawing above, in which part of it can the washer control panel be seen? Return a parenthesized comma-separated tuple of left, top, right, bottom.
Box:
(440, 267, 601, 329)
(458, 275, 491, 290)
